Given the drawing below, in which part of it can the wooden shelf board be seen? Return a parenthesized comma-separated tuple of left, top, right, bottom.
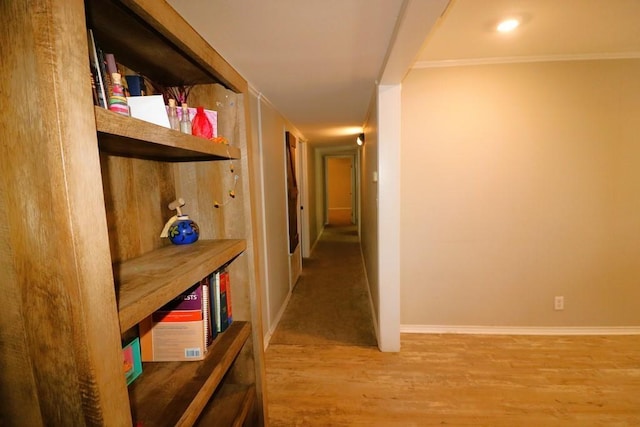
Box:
(116, 239, 246, 332)
(129, 321, 251, 427)
(96, 107, 240, 162)
(195, 383, 256, 427)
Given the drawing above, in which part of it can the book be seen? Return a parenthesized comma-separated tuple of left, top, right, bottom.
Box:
(213, 268, 231, 333)
(212, 271, 221, 333)
(87, 29, 106, 108)
(122, 338, 142, 385)
(220, 269, 232, 325)
(212, 270, 223, 332)
(139, 279, 212, 361)
(97, 46, 112, 102)
(201, 274, 216, 345)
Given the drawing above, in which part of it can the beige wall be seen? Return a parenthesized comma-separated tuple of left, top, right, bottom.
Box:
(401, 59, 640, 327)
(254, 95, 290, 333)
(249, 91, 306, 340)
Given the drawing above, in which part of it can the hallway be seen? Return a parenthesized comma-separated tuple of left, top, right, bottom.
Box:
(269, 224, 376, 347)
(265, 224, 380, 426)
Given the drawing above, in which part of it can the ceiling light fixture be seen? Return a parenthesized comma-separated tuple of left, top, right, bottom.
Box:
(496, 18, 519, 33)
(356, 133, 365, 146)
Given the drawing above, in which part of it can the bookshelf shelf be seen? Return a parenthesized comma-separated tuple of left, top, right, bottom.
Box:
(196, 383, 257, 427)
(129, 321, 251, 427)
(96, 107, 240, 161)
(116, 239, 246, 332)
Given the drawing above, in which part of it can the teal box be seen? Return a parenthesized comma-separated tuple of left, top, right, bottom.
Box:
(122, 337, 143, 385)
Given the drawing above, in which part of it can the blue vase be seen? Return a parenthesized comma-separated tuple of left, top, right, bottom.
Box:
(168, 217, 199, 245)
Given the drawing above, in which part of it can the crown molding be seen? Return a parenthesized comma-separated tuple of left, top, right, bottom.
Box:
(413, 52, 640, 68)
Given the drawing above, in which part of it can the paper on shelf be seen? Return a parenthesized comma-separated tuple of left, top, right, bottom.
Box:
(126, 95, 171, 128)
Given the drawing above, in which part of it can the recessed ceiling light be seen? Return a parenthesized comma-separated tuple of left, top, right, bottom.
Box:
(497, 18, 519, 33)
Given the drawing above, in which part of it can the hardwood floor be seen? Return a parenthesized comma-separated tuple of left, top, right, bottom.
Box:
(266, 334, 640, 426)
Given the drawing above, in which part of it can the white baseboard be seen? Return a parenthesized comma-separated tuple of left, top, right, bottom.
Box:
(401, 324, 640, 336)
(263, 290, 293, 350)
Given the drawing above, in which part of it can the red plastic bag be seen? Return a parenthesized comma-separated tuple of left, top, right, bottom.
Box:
(191, 106, 213, 139)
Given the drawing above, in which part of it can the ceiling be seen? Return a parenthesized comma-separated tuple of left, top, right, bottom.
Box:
(168, 0, 640, 147)
(417, 0, 640, 65)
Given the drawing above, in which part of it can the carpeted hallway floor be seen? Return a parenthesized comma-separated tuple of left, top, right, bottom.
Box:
(268, 224, 377, 347)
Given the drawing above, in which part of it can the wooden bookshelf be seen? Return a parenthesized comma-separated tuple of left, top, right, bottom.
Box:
(116, 239, 246, 332)
(1, 0, 266, 424)
(129, 321, 251, 427)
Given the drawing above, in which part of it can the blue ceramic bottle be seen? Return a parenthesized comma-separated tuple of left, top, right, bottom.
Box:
(160, 198, 199, 245)
(168, 215, 200, 245)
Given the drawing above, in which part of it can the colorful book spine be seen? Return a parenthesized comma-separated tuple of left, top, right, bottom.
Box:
(219, 277, 229, 332)
(220, 269, 232, 325)
(213, 269, 230, 333)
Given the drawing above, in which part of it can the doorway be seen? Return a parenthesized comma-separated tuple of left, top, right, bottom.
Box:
(326, 156, 355, 226)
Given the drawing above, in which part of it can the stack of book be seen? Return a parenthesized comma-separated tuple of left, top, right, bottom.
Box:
(139, 267, 233, 362)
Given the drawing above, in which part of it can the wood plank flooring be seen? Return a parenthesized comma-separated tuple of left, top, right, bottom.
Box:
(266, 334, 640, 426)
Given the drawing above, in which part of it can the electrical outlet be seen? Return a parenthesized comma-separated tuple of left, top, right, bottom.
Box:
(554, 296, 564, 311)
